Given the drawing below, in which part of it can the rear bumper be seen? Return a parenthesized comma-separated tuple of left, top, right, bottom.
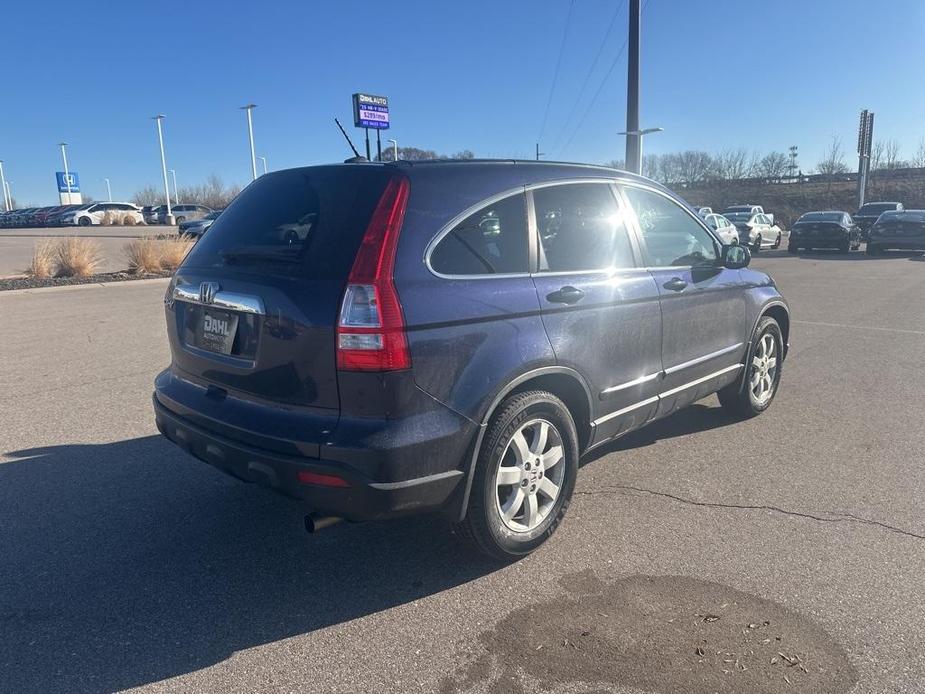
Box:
(153, 390, 470, 522)
(789, 235, 847, 248)
(868, 238, 925, 250)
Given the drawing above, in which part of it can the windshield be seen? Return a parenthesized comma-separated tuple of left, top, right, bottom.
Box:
(798, 212, 843, 222)
(182, 166, 394, 278)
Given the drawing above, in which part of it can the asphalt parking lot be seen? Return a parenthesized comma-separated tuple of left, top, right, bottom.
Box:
(1, 249, 924, 693)
(0, 226, 171, 277)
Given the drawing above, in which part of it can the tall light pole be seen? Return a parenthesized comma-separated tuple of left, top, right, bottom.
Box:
(152, 115, 173, 224)
(58, 142, 72, 203)
(258, 156, 268, 175)
(618, 127, 663, 173)
(387, 138, 398, 162)
(168, 169, 179, 205)
(4, 182, 11, 209)
(0, 160, 9, 212)
(624, 0, 642, 174)
(103, 177, 112, 202)
(240, 104, 258, 181)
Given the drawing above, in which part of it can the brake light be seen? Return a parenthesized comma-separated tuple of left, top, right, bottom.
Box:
(336, 176, 411, 371)
(297, 470, 350, 488)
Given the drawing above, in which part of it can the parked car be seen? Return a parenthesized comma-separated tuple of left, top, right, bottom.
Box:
(178, 210, 221, 238)
(867, 209, 925, 255)
(158, 204, 212, 224)
(142, 205, 165, 224)
(723, 204, 773, 225)
(44, 204, 83, 226)
(59, 202, 145, 226)
(704, 213, 738, 245)
(854, 201, 904, 241)
(724, 212, 782, 251)
(153, 161, 790, 559)
(788, 211, 861, 253)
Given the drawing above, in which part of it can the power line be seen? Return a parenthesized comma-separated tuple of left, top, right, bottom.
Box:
(537, 0, 576, 145)
(558, 0, 650, 158)
(549, 0, 627, 154)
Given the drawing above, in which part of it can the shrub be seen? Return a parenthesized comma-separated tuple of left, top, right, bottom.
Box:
(25, 240, 56, 278)
(159, 236, 194, 271)
(123, 215, 137, 226)
(124, 238, 163, 274)
(54, 237, 102, 277)
(124, 236, 194, 273)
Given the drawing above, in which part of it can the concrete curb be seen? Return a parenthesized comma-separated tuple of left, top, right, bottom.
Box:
(0, 277, 170, 297)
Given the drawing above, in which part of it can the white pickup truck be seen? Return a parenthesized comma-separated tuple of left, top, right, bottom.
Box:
(723, 205, 774, 225)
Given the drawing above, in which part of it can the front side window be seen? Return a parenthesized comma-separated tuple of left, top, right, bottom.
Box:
(533, 183, 635, 272)
(429, 193, 528, 275)
(623, 186, 718, 267)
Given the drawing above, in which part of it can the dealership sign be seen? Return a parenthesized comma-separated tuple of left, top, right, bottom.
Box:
(56, 171, 80, 193)
(352, 93, 390, 130)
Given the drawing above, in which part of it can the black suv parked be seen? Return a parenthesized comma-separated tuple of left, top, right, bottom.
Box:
(154, 161, 790, 559)
(854, 201, 904, 240)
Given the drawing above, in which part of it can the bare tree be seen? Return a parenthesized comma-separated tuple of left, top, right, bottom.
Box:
(605, 159, 625, 170)
(912, 138, 925, 168)
(816, 135, 849, 176)
(757, 152, 789, 181)
(883, 139, 902, 170)
(676, 151, 713, 186)
(870, 140, 885, 170)
(641, 154, 659, 180)
(714, 148, 751, 180)
(131, 185, 163, 206)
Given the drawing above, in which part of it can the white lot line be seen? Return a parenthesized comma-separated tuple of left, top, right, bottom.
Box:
(793, 319, 925, 337)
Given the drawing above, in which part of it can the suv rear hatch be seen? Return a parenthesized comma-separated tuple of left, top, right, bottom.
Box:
(162, 165, 399, 444)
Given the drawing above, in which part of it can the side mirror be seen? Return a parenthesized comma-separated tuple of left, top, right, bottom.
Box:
(723, 244, 750, 269)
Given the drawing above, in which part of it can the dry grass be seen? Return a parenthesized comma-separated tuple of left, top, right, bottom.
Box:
(54, 237, 102, 278)
(24, 240, 57, 278)
(124, 236, 194, 273)
(159, 235, 194, 271)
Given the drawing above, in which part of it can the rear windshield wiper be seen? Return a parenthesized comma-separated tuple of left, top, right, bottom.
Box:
(220, 247, 302, 264)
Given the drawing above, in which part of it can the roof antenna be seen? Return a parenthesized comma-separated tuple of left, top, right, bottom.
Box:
(334, 117, 366, 162)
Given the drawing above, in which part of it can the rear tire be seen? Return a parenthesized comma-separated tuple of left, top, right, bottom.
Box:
(455, 390, 579, 561)
(752, 235, 762, 253)
(77, 216, 91, 227)
(718, 316, 783, 418)
(772, 233, 781, 249)
(866, 244, 880, 256)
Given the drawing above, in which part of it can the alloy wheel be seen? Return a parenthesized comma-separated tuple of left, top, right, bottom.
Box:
(750, 333, 778, 405)
(494, 418, 565, 533)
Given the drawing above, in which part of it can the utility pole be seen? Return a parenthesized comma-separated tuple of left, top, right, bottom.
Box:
(624, 0, 642, 174)
(788, 145, 798, 181)
(0, 160, 9, 212)
(104, 177, 112, 202)
(535, 143, 545, 161)
(857, 110, 874, 209)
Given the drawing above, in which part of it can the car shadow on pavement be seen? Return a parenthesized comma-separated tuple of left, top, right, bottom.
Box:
(0, 436, 500, 694)
(580, 402, 737, 467)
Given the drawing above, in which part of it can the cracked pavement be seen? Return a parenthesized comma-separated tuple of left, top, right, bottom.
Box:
(1, 250, 924, 693)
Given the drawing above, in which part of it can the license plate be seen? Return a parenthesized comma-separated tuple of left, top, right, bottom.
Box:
(197, 309, 239, 355)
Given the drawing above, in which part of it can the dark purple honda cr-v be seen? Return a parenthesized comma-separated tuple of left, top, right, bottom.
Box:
(154, 160, 789, 559)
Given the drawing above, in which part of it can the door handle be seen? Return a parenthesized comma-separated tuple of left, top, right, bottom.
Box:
(546, 286, 585, 305)
(663, 277, 688, 292)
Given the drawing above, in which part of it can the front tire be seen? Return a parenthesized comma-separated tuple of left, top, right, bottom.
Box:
(77, 216, 91, 227)
(456, 390, 579, 561)
(718, 316, 783, 418)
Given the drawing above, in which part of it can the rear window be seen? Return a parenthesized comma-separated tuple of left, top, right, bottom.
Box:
(182, 166, 393, 278)
(879, 211, 925, 223)
(858, 203, 897, 215)
(799, 212, 843, 222)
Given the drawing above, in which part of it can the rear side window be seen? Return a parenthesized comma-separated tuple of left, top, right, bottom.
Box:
(429, 193, 528, 275)
(533, 183, 635, 271)
(182, 167, 393, 278)
(623, 186, 718, 267)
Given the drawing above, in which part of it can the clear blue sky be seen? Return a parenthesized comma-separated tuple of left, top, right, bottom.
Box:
(3, 0, 924, 205)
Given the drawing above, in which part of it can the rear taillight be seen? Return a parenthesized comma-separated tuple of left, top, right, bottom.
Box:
(336, 176, 411, 371)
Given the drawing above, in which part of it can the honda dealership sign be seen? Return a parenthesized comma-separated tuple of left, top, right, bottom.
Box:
(55, 171, 82, 204)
